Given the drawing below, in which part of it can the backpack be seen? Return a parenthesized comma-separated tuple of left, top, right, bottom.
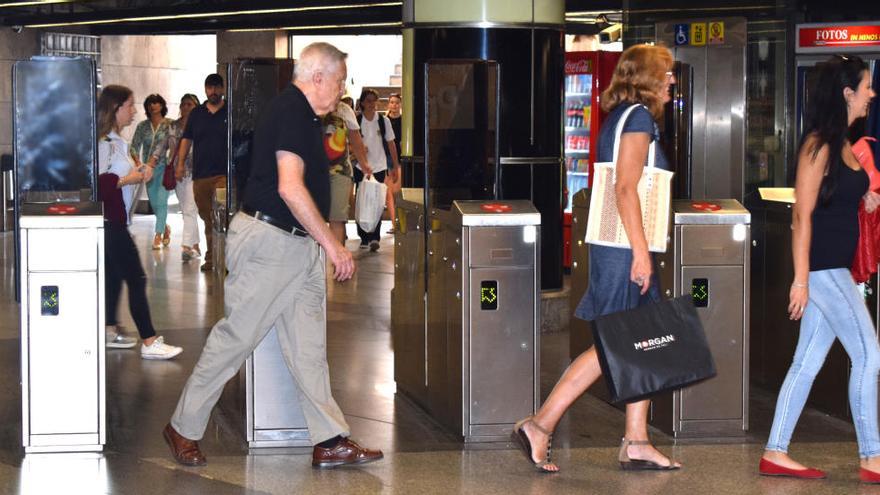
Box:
(357, 113, 393, 168)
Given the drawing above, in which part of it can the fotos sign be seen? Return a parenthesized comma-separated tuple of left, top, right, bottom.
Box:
(797, 23, 880, 53)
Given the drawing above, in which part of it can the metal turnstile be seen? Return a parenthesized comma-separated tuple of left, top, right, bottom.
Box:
(651, 199, 751, 437)
(453, 201, 541, 441)
(394, 199, 540, 442)
(569, 190, 592, 361)
(214, 193, 309, 448)
(20, 203, 105, 453)
(241, 327, 310, 447)
(570, 195, 751, 437)
(391, 190, 428, 406)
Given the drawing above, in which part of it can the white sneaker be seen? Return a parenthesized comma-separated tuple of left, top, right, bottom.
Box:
(107, 330, 137, 349)
(140, 336, 183, 360)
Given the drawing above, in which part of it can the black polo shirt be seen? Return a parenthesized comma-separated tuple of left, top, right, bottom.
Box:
(182, 102, 228, 179)
(243, 84, 330, 230)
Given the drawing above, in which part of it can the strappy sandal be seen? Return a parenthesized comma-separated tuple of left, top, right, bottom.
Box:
(619, 438, 681, 471)
(511, 417, 557, 473)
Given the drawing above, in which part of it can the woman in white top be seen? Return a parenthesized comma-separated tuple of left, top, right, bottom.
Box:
(97, 85, 183, 360)
(167, 93, 202, 261)
(353, 88, 400, 251)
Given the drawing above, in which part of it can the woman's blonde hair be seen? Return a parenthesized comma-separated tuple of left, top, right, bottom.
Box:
(600, 44, 673, 120)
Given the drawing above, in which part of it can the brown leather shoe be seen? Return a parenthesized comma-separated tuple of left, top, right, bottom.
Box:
(163, 423, 207, 466)
(312, 437, 383, 469)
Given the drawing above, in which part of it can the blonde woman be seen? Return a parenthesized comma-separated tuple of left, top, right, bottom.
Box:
(512, 45, 679, 473)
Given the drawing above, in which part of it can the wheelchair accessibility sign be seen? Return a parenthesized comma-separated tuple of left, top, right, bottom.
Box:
(674, 24, 689, 45)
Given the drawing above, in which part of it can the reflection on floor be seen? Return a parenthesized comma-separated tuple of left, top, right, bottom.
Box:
(0, 214, 870, 494)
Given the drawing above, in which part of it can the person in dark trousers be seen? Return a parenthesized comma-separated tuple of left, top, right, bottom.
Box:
(176, 73, 228, 272)
(353, 88, 399, 251)
(384, 93, 402, 234)
(761, 54, 880, 484)
(97, 84, 183, 360)
(164, 42, 382, 469)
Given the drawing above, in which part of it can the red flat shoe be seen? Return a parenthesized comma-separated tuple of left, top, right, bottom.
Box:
(759, 458, 826, 479)
(860, 467, 880, 484)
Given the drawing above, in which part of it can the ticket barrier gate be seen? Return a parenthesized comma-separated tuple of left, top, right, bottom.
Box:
(214, 189, 310, 448)
(570, 195, 750, 438)
(20, 203, 106, 452)
(393, 198, 541, 442)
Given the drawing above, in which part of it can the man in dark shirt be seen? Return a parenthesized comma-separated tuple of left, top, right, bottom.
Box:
(176, 73, 228, 272)
(164, 42, 381, 469)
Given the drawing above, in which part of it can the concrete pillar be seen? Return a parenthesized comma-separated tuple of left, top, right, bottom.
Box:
(402, 0, 565, 290)
(216, 31, 289, 77)
(0, 29, 41, 157)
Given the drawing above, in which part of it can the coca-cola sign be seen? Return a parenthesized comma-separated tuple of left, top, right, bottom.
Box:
(564, 56, 592, 75)
(797, 23, 880, 53)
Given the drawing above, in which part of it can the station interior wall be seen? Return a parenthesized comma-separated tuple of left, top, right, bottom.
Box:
(101, 34, 217, 142)
(289, 35, 402, 102)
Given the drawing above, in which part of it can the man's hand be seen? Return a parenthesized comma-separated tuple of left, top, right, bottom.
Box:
(175, 164, 185, 181)
(277, 150, 358, 282)
(327, 243, 355, 281)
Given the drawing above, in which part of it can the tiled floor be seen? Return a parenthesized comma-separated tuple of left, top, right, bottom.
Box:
(0, 213, 873, 494)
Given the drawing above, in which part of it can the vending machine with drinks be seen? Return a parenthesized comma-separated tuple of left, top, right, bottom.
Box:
(563, 51, 620, 267)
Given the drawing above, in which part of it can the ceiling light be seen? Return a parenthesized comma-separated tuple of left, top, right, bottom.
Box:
(229, 22, 402, 33)
(0, 0, 77, 7)
(23, 2, 402, 28)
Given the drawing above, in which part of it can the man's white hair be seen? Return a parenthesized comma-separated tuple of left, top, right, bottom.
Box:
(294, 42, 347, 82)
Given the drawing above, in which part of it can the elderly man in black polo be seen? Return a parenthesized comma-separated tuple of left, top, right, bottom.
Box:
(163, 42, 382, 469)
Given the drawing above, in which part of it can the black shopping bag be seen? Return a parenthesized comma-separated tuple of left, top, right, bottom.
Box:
(592, 295, 716, 404)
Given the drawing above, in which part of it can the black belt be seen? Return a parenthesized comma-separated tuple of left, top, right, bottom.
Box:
(241, 208, 309, 237)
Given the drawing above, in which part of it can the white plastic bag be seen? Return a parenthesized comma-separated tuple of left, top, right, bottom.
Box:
(355, 175, 387, 232)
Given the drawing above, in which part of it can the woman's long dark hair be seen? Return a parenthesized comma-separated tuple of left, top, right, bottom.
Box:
(799, 54, 868, 204)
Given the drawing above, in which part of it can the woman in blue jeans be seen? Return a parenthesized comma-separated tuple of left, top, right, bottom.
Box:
(761, 55, 879, 483)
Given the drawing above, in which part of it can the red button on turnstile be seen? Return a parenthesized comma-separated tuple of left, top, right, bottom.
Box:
(46, 205, 78, 215)
(480, 203, 512, 213)
(691, 202, 721, 212)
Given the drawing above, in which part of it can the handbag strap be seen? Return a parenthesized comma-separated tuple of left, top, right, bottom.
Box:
(611, 104, 657, 170)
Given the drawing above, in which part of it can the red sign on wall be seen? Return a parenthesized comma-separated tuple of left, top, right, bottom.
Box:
(564, 53, 592, 75)
(798, 24, 880, 52)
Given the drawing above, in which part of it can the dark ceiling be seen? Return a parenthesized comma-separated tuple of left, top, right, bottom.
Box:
(0, 0, 623, 36)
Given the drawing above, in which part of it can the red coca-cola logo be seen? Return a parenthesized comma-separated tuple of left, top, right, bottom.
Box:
(564, 60, 590, 74)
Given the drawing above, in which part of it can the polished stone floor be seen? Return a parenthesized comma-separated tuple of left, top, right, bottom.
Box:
(0, 213, 875, 494)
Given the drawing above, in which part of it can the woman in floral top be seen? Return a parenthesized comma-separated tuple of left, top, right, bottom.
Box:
(130, 93, 174, 250)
